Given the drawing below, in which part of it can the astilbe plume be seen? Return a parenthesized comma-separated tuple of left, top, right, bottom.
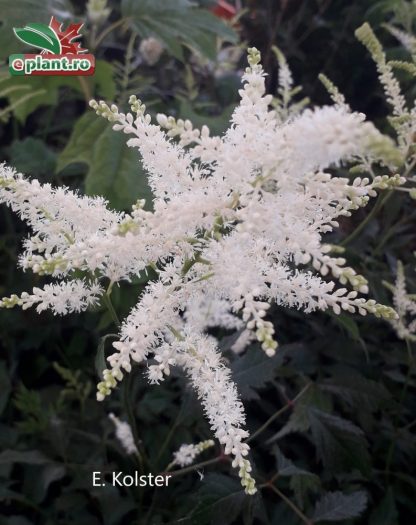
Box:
(385, 261, 416, 342)
(171, 439, 215, 468)
(0, 48, 403, 494)
(109, 413, 138, 456)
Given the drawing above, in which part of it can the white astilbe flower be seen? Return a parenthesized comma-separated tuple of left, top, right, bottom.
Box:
(183, 294, 244, 333)
(109, 413, 138, 455)
(172, 439, 215, 467)
(0, 280, 102, 315)
(386, 261, 416, 342)
(383, 23, 416, 56)
(174, 332, 256, 495)
(355, 23, 416, 152)
(0, 48, 404, 494)
(87, 0, 111, 25)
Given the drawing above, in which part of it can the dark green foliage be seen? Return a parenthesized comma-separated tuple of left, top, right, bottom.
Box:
(122, 0, 237, 61)
(311, 491, 368, 522)
(1, 0, 416, 524)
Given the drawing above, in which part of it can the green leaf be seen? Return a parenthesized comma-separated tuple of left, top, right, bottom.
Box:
(274, 447, 318, 479)
(0, 60, 115, 123)
(267, 383, 332, 442)
(193, 473, 247, 525)
(0, 76, 76, 123)
(57, 112, 107, 170)
(85, 125, 150, 209)
(290, 474, 321, 509)
(311, 491, 368, 522)
(0, 0, 66, 59)
(322, 370, 390, 412)
(140, 388, 174, 422)
(31, 464, 66, 503)
(9, 138, 56, 177)
(95, 334, 117, 379)
(93, 60, 117, 100)
(308, 409, 371, 475)
(13, 23, 61, 54)
(57, 112, 152, 210)
(331, 313, 361, 341)
(231, 347, 283, 400)
(178, 98, 235, 136)
(90, 484, 137, 525)
(122, 0, 237, 61)
(273, 447, 321, 508)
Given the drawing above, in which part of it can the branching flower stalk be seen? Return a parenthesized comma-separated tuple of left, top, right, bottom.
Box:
(0, 47, 405, 494)
(169, 439, 215, 469)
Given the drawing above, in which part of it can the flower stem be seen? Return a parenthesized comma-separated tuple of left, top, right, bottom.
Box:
(123, 371, 149, 474)
(102, 284, 120, 327)
(247, 383, 311, 443)
(341, 191, 392, 246)
(263, 483, 313, 525)
(160, 455, 227, 478)
(94, 18, 128, 48)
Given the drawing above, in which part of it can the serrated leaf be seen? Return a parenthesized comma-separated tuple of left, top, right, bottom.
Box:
(230, 347, 283, 400)
(274, 447, 313, 477)
(290, 474, 321, 509)
(311, 491, 368, 522)
(273, 447, 321, 508)
(308, 409, 371, 475)
(267, 384, 331, 442)
(122, 0, 237, 61)
(14, 23, 61, 54)
(193, 473, 247, 525)
(322, 370, 390, 412)
(57, 112, 152, 210)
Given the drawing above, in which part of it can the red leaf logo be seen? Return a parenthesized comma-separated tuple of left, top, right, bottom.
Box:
(47, 16, 87, 55)
(211, 0, 237, 20)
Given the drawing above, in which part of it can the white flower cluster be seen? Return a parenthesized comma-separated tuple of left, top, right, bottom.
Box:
(0, 48, 402, 494)
(0, 280, 102, 315)
(355, 23, 416, 154)
(385, 261, 416, 342)
(87, 0, 111, 25)
(109, 413, 138, 455)
(172, 439, 215, 467)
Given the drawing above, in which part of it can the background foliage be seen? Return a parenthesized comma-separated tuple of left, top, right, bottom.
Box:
(0, 1, 415, 524)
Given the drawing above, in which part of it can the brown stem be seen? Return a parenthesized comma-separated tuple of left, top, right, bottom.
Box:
(94, 18, 129, 49)
(263, 483, 313, 525)
(247, 383, 311, 443)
